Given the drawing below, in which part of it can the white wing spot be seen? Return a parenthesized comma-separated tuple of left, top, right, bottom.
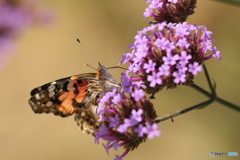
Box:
(48, 91, 55, 98)
(48, 85, 56, 92)
(34, 94, 41, 100)
(81, 112, 86, 116)
(51, 81, 57, 85)
(46, 101, 53, 107)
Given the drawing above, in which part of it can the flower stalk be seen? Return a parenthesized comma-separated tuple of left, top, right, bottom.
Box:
(155, 63, 240, 124)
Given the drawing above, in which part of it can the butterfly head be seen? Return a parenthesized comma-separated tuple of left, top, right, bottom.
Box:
(97, 62, 118, 92)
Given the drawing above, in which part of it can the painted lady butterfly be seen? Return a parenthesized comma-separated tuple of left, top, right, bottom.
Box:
(28, 63, 117, 135)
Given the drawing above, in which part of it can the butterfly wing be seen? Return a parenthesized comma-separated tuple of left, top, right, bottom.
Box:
(74, 104, 100, 135)
(28, 73, 97, 117)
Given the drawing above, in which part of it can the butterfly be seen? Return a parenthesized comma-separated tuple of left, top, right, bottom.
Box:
(28, 63, 117, 136)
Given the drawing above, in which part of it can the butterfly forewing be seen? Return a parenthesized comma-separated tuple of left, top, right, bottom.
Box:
(28, 73, 97, 117)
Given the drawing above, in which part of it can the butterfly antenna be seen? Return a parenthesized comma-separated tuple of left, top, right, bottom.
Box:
(77, 39, 97, 68)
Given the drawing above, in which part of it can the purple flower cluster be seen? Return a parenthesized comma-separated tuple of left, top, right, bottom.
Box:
(0, 0, 53, 69)
(120, 22, 221, 96)
(88, 1, 221, 160)
(95, 88, 159, 160)
(144, 0, 197, 23)
(92, 1, 221, 160)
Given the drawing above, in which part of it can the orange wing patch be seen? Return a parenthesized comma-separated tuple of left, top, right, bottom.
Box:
(56, 80, 89, 115)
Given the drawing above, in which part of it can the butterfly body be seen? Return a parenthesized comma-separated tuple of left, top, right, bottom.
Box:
(28, 63, 117, 135)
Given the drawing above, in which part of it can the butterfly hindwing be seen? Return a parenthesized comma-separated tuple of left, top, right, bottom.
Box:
(28, 73, 97, 117)
(74, 105, 100, 135)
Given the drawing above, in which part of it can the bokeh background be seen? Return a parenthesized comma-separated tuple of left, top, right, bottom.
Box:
(0, 1, 240, 160)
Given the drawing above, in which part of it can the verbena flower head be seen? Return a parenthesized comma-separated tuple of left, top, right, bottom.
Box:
(0, 0, 54, 69)
(144, 0, 197, 23)
(95, 88, 160, 160)
(120, 22, 221, 96)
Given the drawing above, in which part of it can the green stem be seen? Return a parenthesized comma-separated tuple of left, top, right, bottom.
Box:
(202, 63, 216, 95)
(155, 63, 240, 124)
(155, 99, 214, 123)
(190, 84, 240, 112)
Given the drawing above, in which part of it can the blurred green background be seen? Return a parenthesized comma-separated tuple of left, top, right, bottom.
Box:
(0, 1, 239, 160)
